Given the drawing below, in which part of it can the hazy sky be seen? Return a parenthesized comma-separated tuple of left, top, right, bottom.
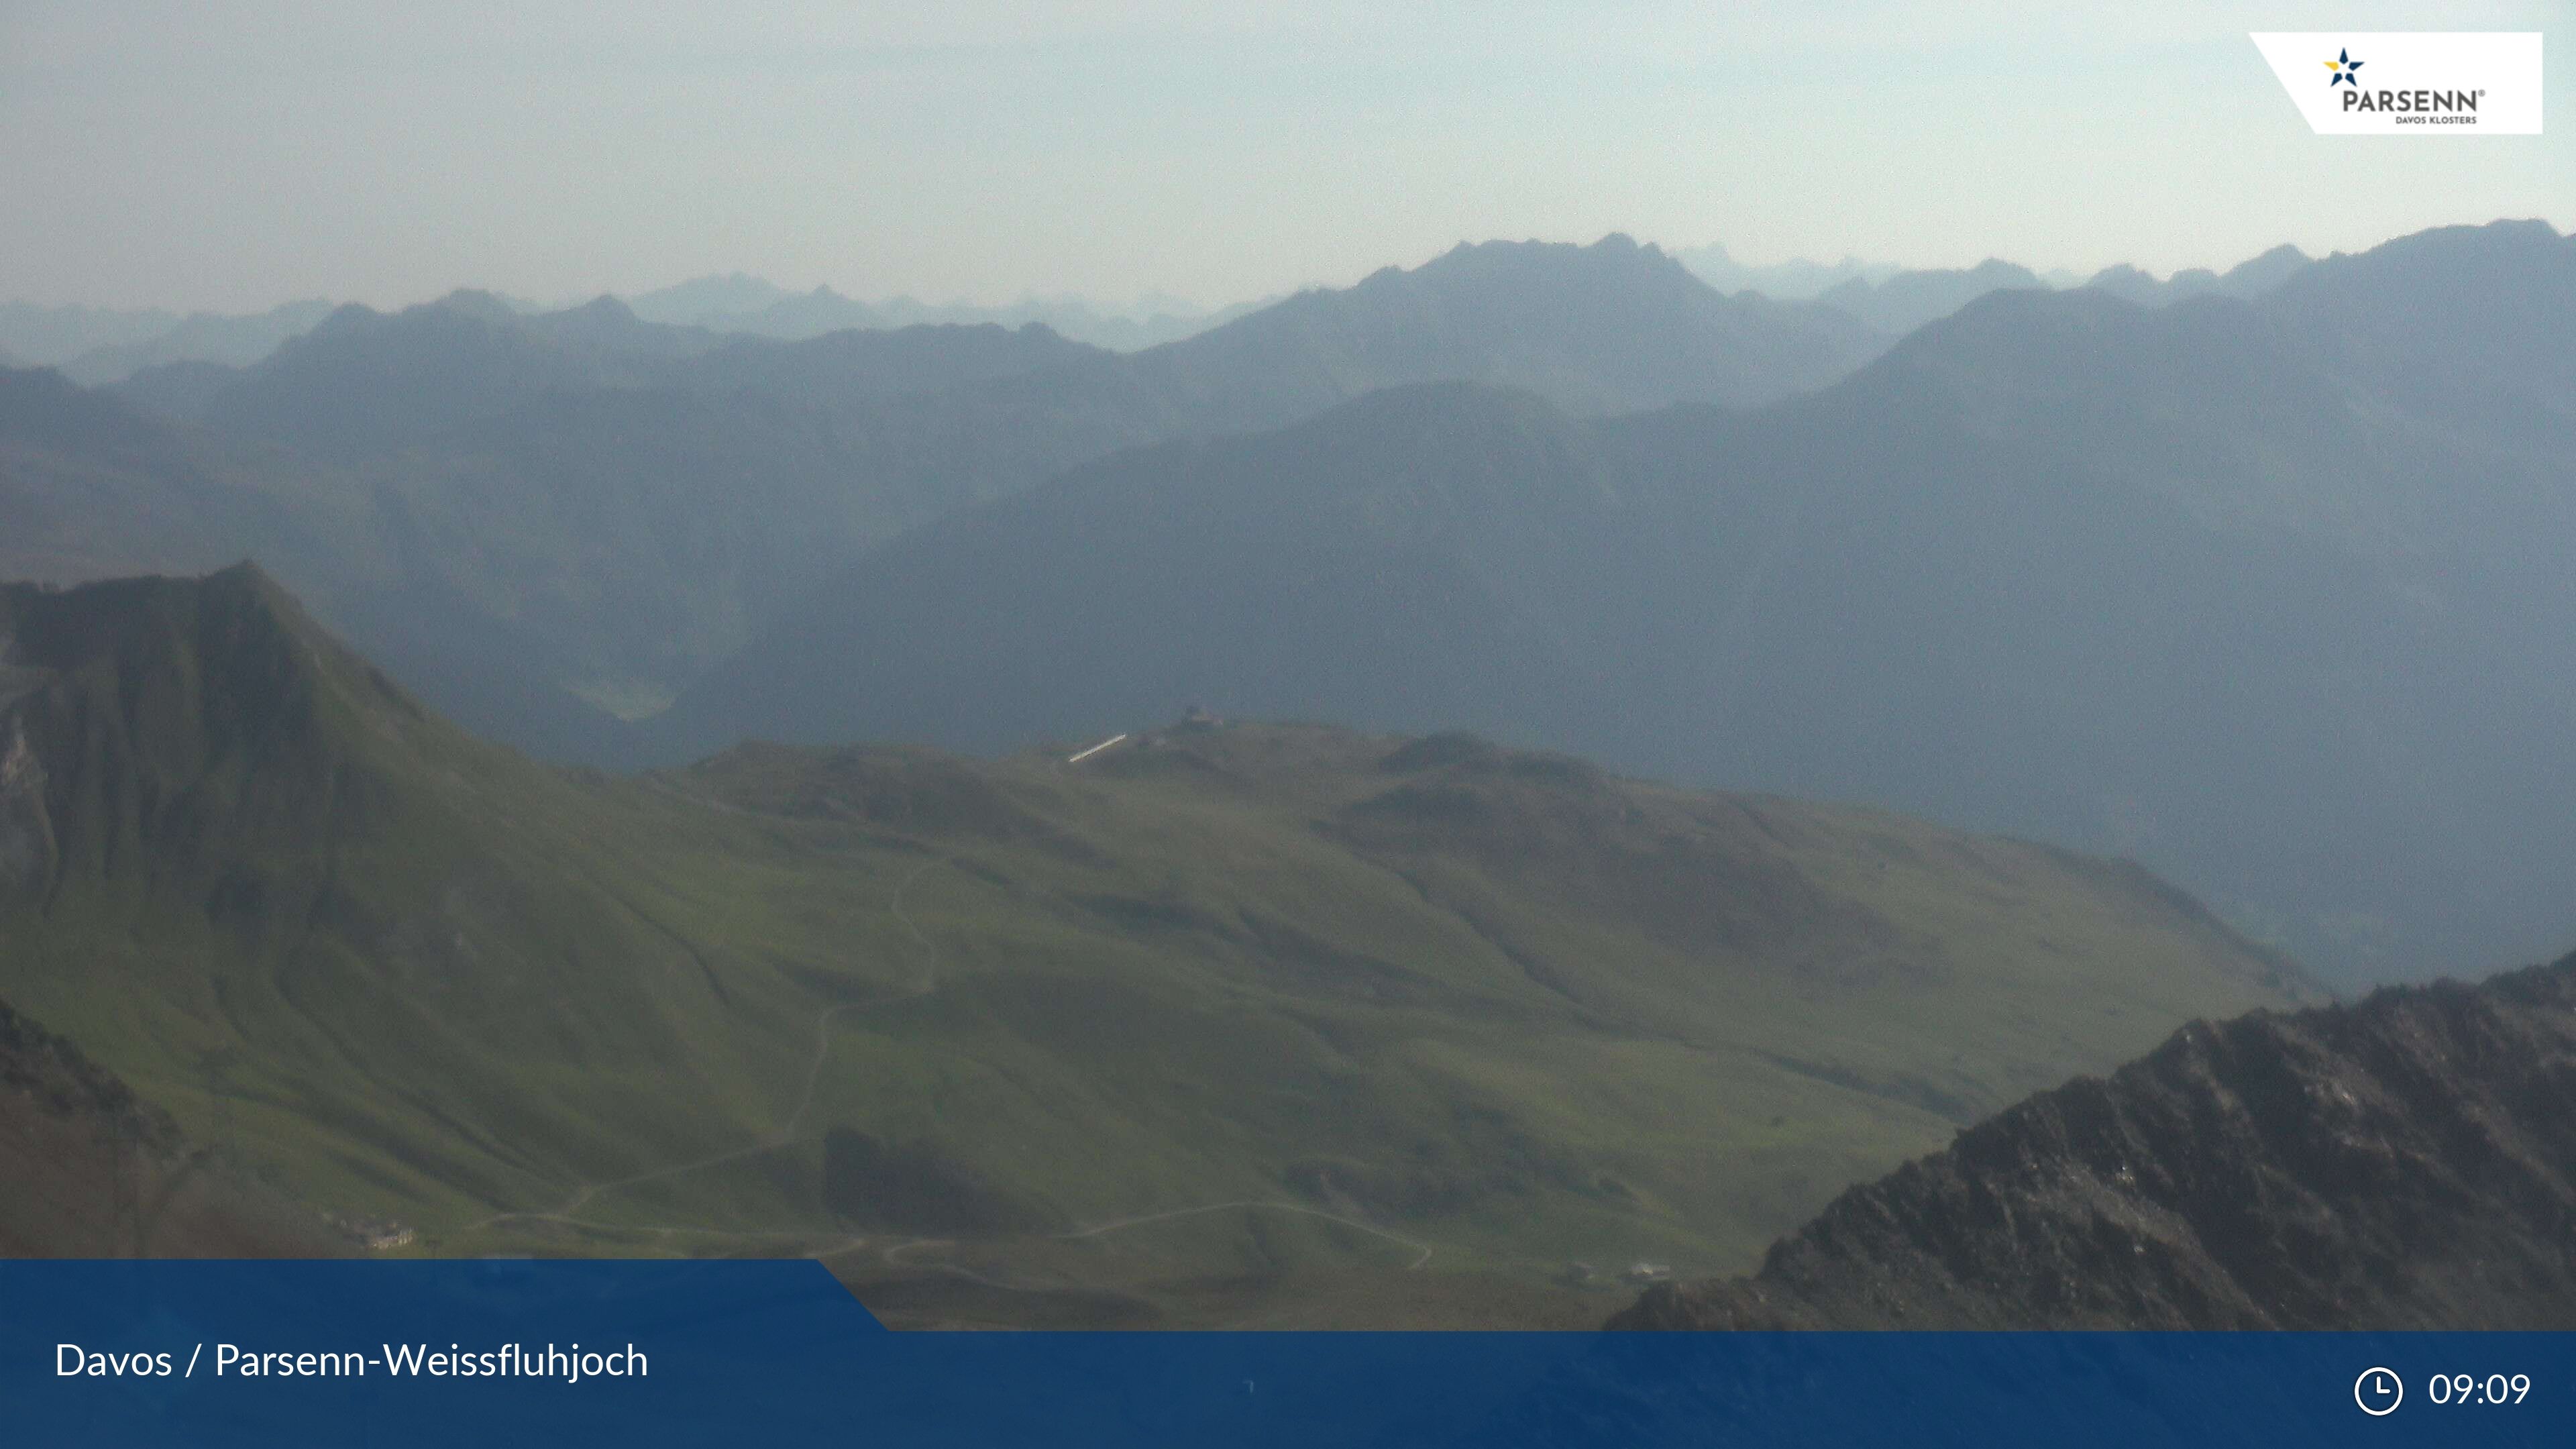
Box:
(3, 1, 2566, 311)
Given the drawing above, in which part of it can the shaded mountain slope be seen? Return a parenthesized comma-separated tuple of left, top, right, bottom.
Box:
(186, 292, 701, 458)
(1613, 949, 2576, 1330)
(1127, 235, 1885, 432)
(0, 366, 630, 761)
(665, 220, 2576, 981)
(0, 366, 331, 590)
(0, 566, 828, 1221)
(152, 235, 1874, 451)
(160, 290, 1110, 445)
(17, 235, 1881, 753)
(2266, 218, 2574, 446)
(1815, 259, 2046, 335)
(644, 382, 1654, 760)
(674, 319, 1105, 405)
(0, 568, 2312, 1324)
(0, 299, 335, 382)
(52, 301, 339, 387)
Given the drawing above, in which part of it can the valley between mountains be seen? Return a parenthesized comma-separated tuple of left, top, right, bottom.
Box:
(0, 567, 2315, 1326)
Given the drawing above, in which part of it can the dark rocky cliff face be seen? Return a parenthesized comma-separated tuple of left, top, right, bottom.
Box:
(1613, 952, 2576, 1329)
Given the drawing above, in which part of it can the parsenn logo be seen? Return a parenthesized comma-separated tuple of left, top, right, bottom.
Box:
(2251, 33, 2541, 135)
(2327, 41, 2479, 119)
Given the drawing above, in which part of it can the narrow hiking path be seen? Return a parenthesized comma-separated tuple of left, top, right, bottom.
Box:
(464, 853, 1438, 1282)
(462, 857, 945, 1239)
(877, 1236, 1046, 1292)
(1055, 1199, 1435, 1269)
(875, 1199, 1437, 1296)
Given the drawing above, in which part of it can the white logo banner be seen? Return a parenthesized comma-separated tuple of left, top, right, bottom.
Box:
(2251, 32, 2542, 134)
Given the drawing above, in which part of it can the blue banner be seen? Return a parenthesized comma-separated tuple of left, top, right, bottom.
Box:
(3, 1260, 2567, 1446)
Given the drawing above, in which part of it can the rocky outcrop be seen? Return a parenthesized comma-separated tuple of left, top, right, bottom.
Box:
(0, 997, 341, 1257)
(0, 998, 182, 1152)
(0, 718, 56, 892)
(1613, 953, 2576, 1329)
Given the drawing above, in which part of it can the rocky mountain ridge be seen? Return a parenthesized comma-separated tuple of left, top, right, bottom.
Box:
(1613, 951, 2576, 1329)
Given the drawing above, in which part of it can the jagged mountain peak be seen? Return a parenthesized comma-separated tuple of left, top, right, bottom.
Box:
(1613, 950, 2576, 1330)
(1133, 231, 1882, 429)
(0, 563, 449, 900)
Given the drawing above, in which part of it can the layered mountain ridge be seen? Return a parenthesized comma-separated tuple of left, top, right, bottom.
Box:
(0, 566, 2313, 1324)
(1613, 950, 2576, 1330)
(3, 221, 2565, 987)
(7, 235, 1882, 751)
(655, 220, 2575, 982)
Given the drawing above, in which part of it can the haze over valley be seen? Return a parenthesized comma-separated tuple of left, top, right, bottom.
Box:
(7, 221, 2570, 985)
(4, 197, 2572, 1328)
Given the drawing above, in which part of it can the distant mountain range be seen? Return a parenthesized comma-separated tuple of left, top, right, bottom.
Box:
(1814, 259, 2054, 336)
(0, 221, 2558, 988)
(0, 281, 1254, 389)
(3, 215, 2569, 1332)
(625, 274, 1267, 352)
(0, 285, 1232, 386)
(1613, 947, 2576, 1329)
(1674, 244, 1904, 301)
(3, 234, 2316, 392)
(2080, 243, 2312, 308)
(0, 566, 2306, 1323)
(0, 301, 337, 386)
(651, 221, 2573, 984)
(1800, 245, 2313, 336)
(5, 235, 1884, 749)
(1117, 236, 1881, 433)
(5, 236, 2314, 388)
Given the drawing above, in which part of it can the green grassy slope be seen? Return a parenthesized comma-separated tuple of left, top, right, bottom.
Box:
(0, 996, 346, 1258)
(0, 569, 2316, 1324)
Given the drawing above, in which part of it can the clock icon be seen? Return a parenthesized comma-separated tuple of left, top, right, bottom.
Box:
(2356, 1367, 2404, 1416)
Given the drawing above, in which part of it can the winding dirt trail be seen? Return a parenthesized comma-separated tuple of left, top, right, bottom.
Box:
(462, 858, 944, 1240)
(462, 854, 1437, 1284)
(1055, 1199, 1434, 1269)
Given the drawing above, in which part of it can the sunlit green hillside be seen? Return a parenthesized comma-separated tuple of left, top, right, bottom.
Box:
(0, 567, 2315, 1324)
